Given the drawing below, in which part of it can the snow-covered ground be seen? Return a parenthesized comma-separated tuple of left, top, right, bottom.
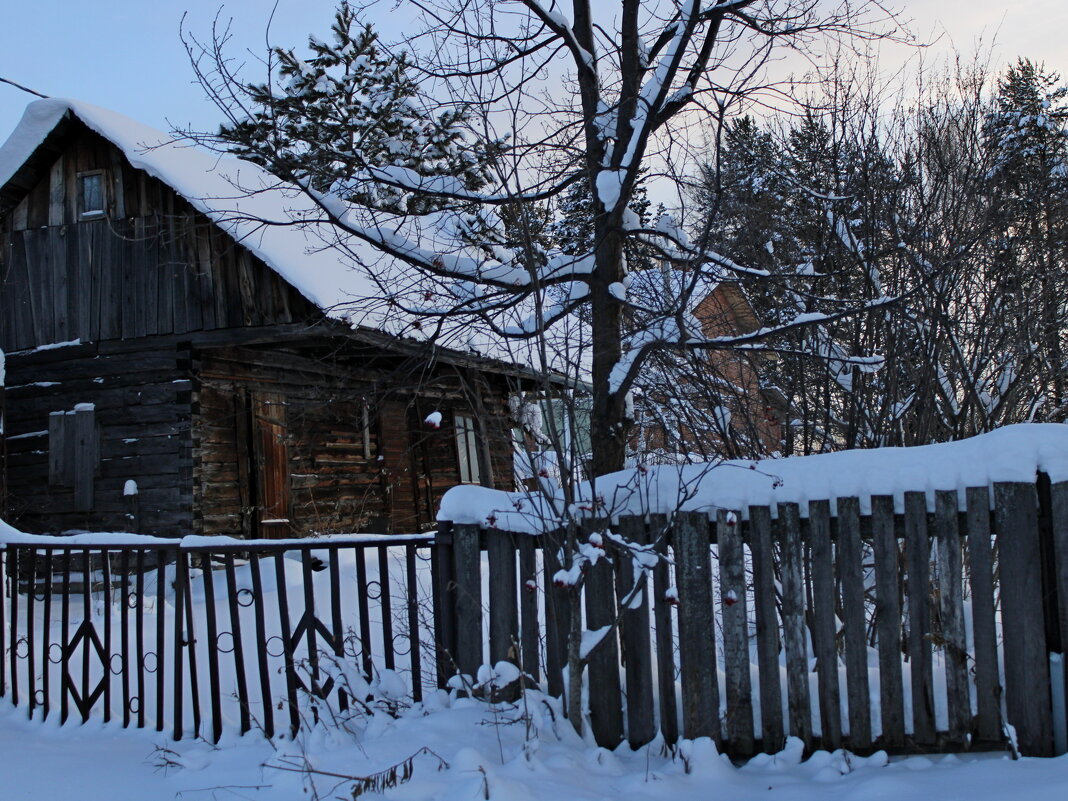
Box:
(3, 691, 1066, 801)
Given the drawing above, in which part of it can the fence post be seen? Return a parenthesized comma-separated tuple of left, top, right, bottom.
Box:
(675, 511, 720, 743)
(487, 529, 520, 701)
(616, 514, 655, 749)
(583, 519, 623, 749)
(996, 482, 1054, 757)
(718, 508, 755, 755)
(451, 524, 483, 689)
(431, 521, 458, 689)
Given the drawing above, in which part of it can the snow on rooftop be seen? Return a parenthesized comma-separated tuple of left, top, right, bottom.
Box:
(0, 100, 752, 380)
(0, 99, 523, 362)
(439, 423, 1068, 532)
(0, 100, 380, 319)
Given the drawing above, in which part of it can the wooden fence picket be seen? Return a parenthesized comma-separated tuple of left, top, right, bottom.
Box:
(583, 520, 623, 748)
(935, 489, 970, 745)
(996, 482, 1054, 757)
(518, 535, 541, 685)
(904, 491, 935, 746)
(808, 500, 841, 750)
(749, 504, 784, 754)
(872, 495, 905, 748)
(718, 508, 755, 755)
(649, 513, 679, 745)
(674, 511, 720, 742)
(451, 524, 483, 686)
(541, 531, 569, 700)
(965, 486, 1001, 744)
(616, 515, 655, 749)
(487, 529, 520, 701)
(1051, 482, 1068, 741)
(778, 502, 811, 748)
(837, 496, 872, 751)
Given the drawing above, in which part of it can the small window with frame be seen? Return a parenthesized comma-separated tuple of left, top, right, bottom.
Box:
(77, 170, 106, 218)
(454, 412, 482, 485)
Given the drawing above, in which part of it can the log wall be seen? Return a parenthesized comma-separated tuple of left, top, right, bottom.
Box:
(0, 121, 518, 537)
(193, 345, 516, 537)
(2, 339, 192, 536)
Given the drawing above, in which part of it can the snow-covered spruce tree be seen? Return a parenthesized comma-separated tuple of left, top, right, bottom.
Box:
(207, 1, 496, 215)
(190, 0, 901, 738)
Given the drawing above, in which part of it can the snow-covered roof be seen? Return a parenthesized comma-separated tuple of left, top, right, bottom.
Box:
(0, 100, 760, 383)
(439, 423, 1068, 532)
(0, 99, 539, 369)
(0, 100, 398, 322)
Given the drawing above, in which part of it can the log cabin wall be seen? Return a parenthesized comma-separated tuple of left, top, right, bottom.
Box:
(2, 338, 193, 536)
(0, 119, 518, 536)
(192, 344, 517, 537)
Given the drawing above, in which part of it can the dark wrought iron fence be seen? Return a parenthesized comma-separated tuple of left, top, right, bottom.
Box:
(1, 534, 436, 742)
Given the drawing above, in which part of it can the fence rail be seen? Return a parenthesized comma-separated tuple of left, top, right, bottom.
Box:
(2, 477, 1068, 761)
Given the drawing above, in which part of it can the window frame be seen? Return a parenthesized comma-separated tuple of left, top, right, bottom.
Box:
(77, 169, 107, 219)
(454, 412, 482, 485)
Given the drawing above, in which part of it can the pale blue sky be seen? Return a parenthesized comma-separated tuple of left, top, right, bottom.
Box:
(2, 1, 1066, 145)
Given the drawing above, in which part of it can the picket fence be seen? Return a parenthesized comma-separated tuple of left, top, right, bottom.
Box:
(1, 476, 1067, 761)
(434, 477, 1068, 759)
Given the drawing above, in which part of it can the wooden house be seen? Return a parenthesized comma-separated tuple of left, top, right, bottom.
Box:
(0, 99, 527, 538)
(624, 267, 785, 461)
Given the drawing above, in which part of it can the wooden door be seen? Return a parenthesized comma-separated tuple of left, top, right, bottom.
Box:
(249, 391, 291, 538)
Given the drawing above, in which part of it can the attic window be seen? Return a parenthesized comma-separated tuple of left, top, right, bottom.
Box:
(78, 171, 105, 218)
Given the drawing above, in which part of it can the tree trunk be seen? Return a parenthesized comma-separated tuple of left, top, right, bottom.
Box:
(588, 210, 631, 478)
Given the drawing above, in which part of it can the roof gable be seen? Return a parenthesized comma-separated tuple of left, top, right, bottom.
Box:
(0, 100, 395, 329)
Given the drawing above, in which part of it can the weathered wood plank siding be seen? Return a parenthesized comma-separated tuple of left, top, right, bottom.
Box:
(1, 122, 518, 536)
(0, 123, 318, 353)
(193, 346, 516, 538)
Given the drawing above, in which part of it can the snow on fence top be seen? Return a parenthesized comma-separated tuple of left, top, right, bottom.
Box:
(439, 423, 1068, 533)
(0, 515, 435, 548)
